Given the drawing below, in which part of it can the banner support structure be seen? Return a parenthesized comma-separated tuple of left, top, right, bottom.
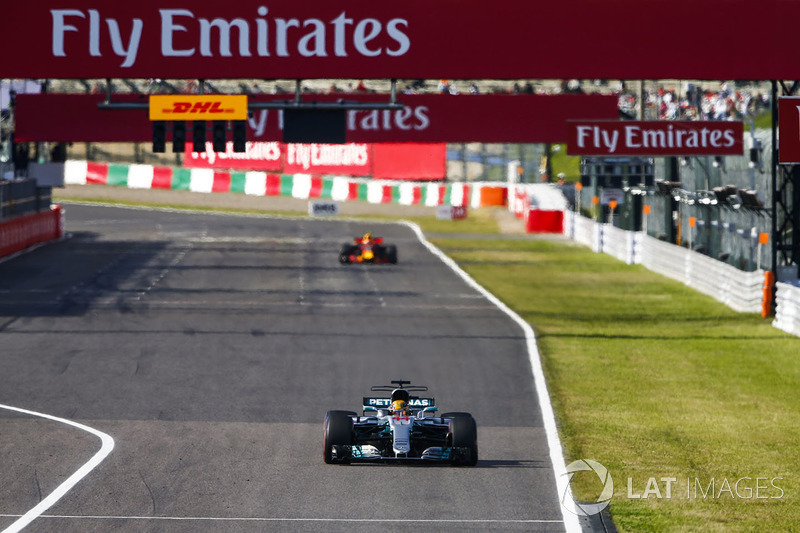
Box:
(97, 79, 404, 112)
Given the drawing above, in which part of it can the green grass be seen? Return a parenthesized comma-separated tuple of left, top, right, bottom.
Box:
(550, 143, 582, 181)
(746, 112, 773, 131)
(431, 237, 800, 532)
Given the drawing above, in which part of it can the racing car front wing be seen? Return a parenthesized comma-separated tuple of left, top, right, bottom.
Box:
(330, 444, 475, 464)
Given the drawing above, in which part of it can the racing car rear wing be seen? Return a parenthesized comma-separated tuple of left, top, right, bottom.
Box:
(363, 397, 436, 409)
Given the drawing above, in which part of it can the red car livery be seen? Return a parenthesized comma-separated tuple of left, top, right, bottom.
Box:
(339, 235, 398, 264)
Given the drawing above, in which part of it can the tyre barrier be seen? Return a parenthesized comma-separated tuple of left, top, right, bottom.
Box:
(63, 160, 508, 209)
(0, 205, 63, 259)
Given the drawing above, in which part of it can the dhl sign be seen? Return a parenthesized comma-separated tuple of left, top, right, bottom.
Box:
(149, 95, 247, 121)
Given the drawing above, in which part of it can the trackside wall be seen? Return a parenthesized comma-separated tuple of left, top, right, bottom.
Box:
(563, 211, 800, 338)
(63, 160, 508, 209)
(0, 205, 64, 259)
(774, 282, 800, 337)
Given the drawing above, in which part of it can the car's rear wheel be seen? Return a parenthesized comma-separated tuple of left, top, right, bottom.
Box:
(324, 411, 354, 464)
(448, 415, 478, 466)
(386, 245, 398, 264)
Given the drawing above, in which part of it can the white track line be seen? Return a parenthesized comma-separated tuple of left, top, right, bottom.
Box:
(0, 404, 115, 533)
(401, 221, 582, 533)
(0, 514, 563, 524)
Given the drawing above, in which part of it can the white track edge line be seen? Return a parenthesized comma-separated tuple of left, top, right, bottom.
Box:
(1, 515, 563, 523)
(0, 404, 115, 533)
(400, 221, 581, 533)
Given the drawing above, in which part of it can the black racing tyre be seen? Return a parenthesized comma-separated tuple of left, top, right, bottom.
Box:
(328, 410, 357, 417)
(386, 245, 398, 264)
(324, 411, 354, 464)
(339, 244, 353, 264)
(441, 412, 473, 419)
(448, 415, 478, 466)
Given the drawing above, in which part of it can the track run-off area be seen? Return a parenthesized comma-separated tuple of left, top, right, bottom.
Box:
(0, 203, 576, 532)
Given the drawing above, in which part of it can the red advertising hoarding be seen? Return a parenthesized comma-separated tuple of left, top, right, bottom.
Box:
(283, 143, 370, 175)
(182, 141, 445, 179)
(3, 1, 800, 80)
(183, 141, 283, 171)
(372, 144, 445, 180)
(566, 121, 744, 157)
(778, 97, 800, 164)
(14, 93, 619, 144)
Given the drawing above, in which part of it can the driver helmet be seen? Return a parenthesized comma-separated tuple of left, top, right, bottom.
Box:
(363, 232, 372, 241)
(391, 399, 407, 415)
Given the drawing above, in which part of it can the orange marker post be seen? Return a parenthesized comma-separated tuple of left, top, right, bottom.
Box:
(762, 270, 775, 317)
(757, 232, 769, 270)
(608, 199, 617, 224)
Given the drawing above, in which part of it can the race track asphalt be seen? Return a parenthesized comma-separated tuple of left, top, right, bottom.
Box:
(0, 202, 566, 532)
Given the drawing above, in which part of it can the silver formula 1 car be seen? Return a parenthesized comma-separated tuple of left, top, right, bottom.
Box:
(323, 380, 478, 466)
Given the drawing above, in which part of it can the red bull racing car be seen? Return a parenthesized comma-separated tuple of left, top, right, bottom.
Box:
(323, 380, 478, 466)
(339, 232, 398, 264)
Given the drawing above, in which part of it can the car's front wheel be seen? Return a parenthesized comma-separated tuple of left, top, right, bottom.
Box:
(448, 415, 478, 466)
(323, 411, 354, 464)
(339, 245, 353, 264)
(386, 245, 398, 264)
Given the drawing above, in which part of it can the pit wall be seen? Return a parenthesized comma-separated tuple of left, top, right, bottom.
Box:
(563, 210, 800, 339)
(63, 160, 508, 209)
(0, 205, 64, 259)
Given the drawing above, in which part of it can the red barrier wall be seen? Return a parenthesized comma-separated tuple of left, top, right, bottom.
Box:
(0, 206, 63, 258)
(526, 209, 564, 234)
(372, 143, 446, 180)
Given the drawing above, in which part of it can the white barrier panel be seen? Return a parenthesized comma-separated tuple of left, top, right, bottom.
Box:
(291, 174, 312, 199)
(330, 176, 350, 202)
(127, 164, 154, 190)
(573, 213, 597, 250)
(640, 234, 763, 313)
(602, 223, 640, 265)
(566, 213, 765, 315)
(188, 168, 214, 193)
(773, 282, 800, 337)
(64, 160, 88, 185)
(244, 171, 267, 196)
